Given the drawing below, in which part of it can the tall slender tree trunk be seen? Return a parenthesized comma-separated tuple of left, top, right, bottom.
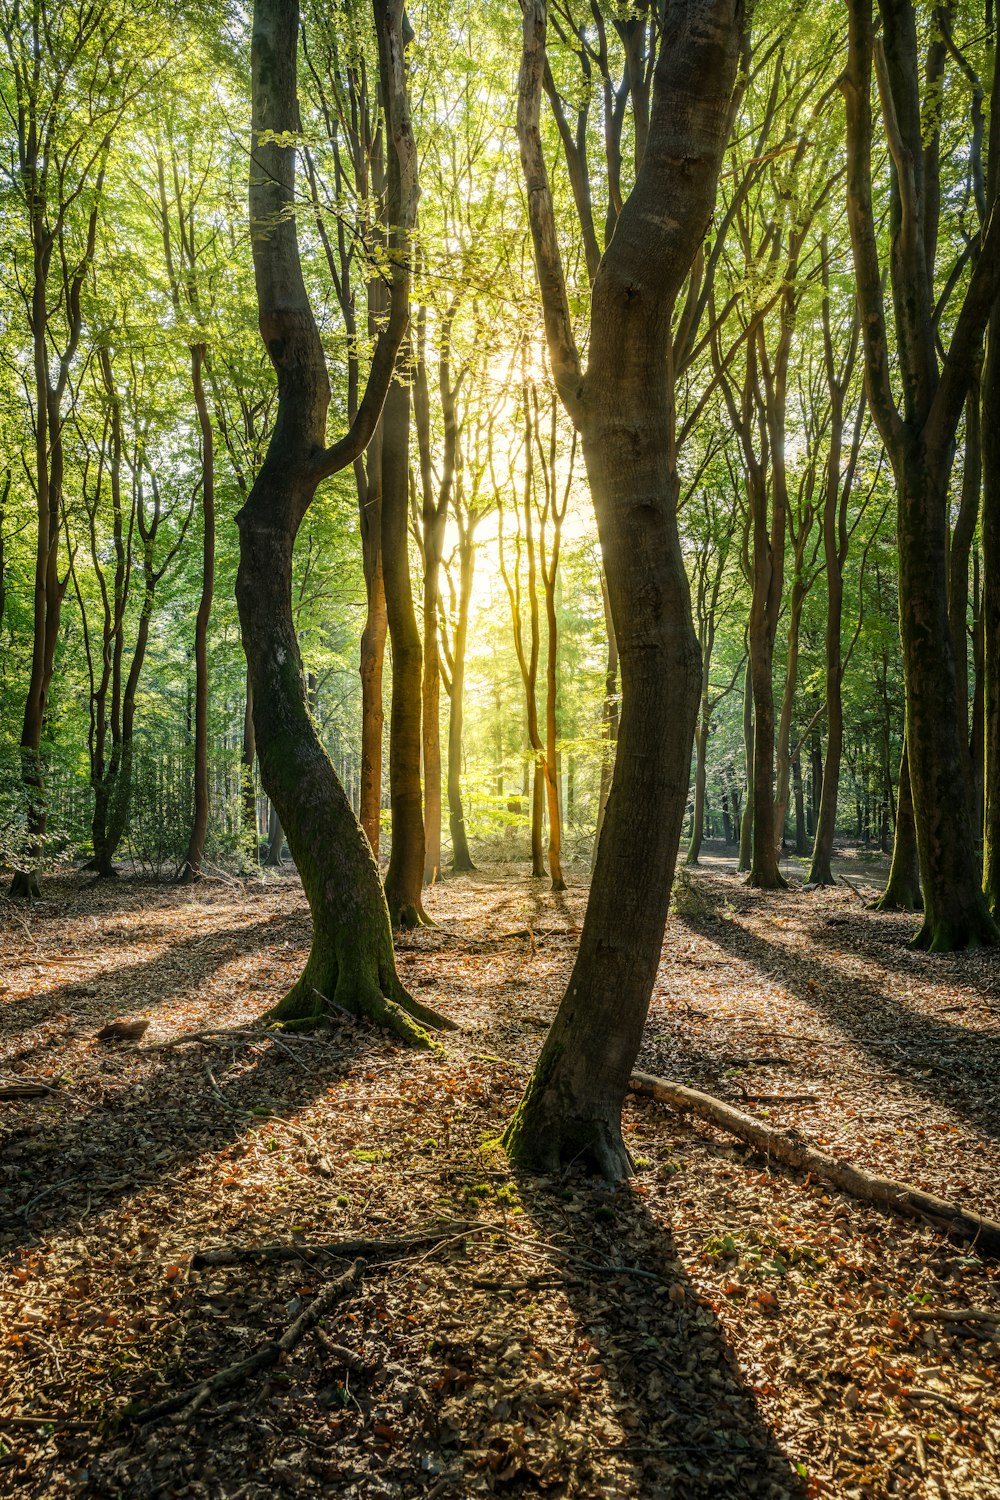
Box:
(593, 570, 618, 868)
(686, 719, 709, 866)
(447, 537, 476, 872)
(180, 344, 215, 882)
(242, 671, 257, 845)
(358, 439, 387, 857)
(982, 298, 1000, 909)
(739, 658, 754, 872)
(381, 374, 428, 926)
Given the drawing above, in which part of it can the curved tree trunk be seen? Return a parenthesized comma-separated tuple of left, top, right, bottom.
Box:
(503, 0, 742, 1178)
(241, 0, 450, 1042)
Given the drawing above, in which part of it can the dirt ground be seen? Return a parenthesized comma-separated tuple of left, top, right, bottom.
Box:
(1, 859, 998, 1499)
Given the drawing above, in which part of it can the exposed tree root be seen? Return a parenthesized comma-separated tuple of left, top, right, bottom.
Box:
(629, 1071, 1000, 1257)
(264, 957, 456, 1046)
(131, 1259, 364, 1425)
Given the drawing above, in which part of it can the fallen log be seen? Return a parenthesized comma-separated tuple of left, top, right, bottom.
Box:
(628, 1071, 1000, 1258)
(132, 1259, 363, 1425)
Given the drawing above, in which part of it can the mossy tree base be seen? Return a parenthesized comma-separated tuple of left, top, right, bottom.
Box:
(502, 1058, 634, 1181)
(746, 868, 789, 891)
(909, 910, 998, 953)
(875, 882, 923, 914)
(265, 940, 455, 1044)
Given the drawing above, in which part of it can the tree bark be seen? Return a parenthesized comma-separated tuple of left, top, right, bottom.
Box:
(843, 0, 999, 948)
(877, 740, 922, 912)
(503, 0, 743, 1178)
(381, 372, 428, 926)
(180, 343, 216, 882)
(738, 658, 754, 873)
(240, 0, 449, 1042)
(447, 534, 476, 872)
(593, 569, 618, 869)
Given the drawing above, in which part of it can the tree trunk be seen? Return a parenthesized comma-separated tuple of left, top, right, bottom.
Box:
(738, 657, 753, 872)
(240, 0, 449, 1043)
(447, 538, 476, 872)
(773, 566, 805, 849)
(747, 612, 786, 887)
(180, 344, 215, 882)
(983, 295, 1000, 911)
(948, 385, 981, 823)
(242, 671, 258, 846)
(792, 752, 807, 855)
(381, 374, 428, 926)
(686, 720, 709, 866)
(899, 451, 994, 947)
(265, 804, 284, 867)
(502, 0, 741, 1178)
(593, 569, 618, 869)
(358, 469, 387, 858)
(877, 740, 922, 912)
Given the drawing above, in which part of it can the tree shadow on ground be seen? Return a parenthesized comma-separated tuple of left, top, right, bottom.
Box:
(0, 968, 369, 1257)
(671, 879, 1000, 1148)
(0, 911, 308, 1058)
(512, 1180, 806, 1498)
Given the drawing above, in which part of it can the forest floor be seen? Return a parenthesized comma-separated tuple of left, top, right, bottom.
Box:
(1, 858, 999, 1499)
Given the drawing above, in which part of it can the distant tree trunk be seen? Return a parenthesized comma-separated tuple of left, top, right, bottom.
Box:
(242, 671, 257, 844)
(948, 383, 981, 823)
(381, 372, 428, 927)
(240, 0, 450, 1042)
(447, 532, 476, 872)
(686, 720, 709, 866)
(877, 741, 922, 912)
(793, 753, 807, 855)
(738, 659, 753, 873)
(502, 0, 742, 1178)
(180, 343, 215, 882)
(593, 570, 618, 869)
(265, 805, 284, 867)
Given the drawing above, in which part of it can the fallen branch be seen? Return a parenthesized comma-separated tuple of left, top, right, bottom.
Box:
(628, 1071, 1000, 1257)
(191, 1219, 476, 1269)
(132, 1259, 363, 1425)
(911, 1306, 1000, 1326)
(0, 1081, 58, 1100)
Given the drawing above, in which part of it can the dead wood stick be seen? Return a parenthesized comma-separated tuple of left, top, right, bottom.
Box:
(132, 1259, 363, 1425)
(191, 1219, 476, 1269)
(629, 1071, 1000, 1257)
(911, 1306, 1000, 1325)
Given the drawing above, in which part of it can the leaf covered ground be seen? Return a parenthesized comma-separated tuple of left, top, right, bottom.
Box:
(1, 860, 999, 1498)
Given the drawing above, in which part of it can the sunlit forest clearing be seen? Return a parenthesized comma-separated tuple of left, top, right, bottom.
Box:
(2, 0, 1000, 1493)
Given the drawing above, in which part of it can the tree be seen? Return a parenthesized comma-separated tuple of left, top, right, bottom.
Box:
(503, 0, 744, 1177)
(238, 0, 451, 1040)
(843, 0, 1000, 949)
(1, 0, 154, 893)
